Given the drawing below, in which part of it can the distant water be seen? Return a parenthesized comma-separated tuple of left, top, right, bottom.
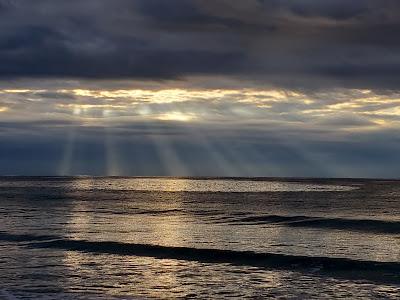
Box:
(0, 177, 399, 299)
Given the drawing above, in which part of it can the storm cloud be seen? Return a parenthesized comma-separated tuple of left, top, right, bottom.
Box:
(0, 0, 400, 89)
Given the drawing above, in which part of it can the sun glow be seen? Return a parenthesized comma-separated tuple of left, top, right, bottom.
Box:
(156, 112, 196, 122)
(2, 87, 399, 128)
(3, 89, 33, 93)
(57, 88, 313, 105)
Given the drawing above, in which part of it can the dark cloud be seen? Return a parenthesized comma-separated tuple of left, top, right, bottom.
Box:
(0, 0, 398, 90)
(284, 0, 368, 20)
(136, 0, 216, 26)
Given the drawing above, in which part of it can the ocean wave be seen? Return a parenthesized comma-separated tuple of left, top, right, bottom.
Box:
(221, 215, 400, 234)
(0, 231, 398, 284)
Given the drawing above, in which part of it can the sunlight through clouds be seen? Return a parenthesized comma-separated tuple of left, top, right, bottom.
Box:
(1, 87, 399, 130)
(0, 0, 399, 178)
(156, 112, 197, 122)
(1, 85, 400, 177)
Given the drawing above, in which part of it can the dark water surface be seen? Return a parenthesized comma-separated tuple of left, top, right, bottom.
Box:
(0, 177, 399, 299)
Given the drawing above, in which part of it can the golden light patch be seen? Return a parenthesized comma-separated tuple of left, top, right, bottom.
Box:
(56, 88, 304, 106)
(3, 89, 32, 93)
(156, 112, 197, 122)
(369, 106, 400, 116)
(62, 88, 238, 104)
(58, 104, 127, 110)
(256, 104, 272, 108)
(328, 102, 362, 110)
(358, 89, 373, 94)
(0, 106, 9, 112)
(303, 99, 314, 105)
(374, 119, 389, 126)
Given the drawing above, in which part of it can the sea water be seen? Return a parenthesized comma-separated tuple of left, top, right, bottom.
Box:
(0, 177, 399, 299)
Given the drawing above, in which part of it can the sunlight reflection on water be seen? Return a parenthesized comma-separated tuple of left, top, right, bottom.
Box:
(0, 177, 357, 192)
(1, 178, 399, 299)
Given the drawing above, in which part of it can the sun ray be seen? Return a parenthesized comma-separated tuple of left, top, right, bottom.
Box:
(58, 127, 76, 176)
(104, 126, 121, 176)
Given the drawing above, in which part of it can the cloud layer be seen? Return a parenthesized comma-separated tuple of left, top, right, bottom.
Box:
(1, 0, 400, 89)
(1, 86, 399, 177)
(0, 1, 400, 177)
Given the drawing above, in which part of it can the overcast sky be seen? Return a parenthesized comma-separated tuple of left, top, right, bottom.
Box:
(1, 0, 400, 177)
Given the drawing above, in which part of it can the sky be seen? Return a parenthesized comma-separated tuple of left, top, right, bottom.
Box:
(0, 0, 400, 178)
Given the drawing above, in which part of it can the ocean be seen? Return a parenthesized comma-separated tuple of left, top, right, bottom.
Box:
(0, 177, 399, 299)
